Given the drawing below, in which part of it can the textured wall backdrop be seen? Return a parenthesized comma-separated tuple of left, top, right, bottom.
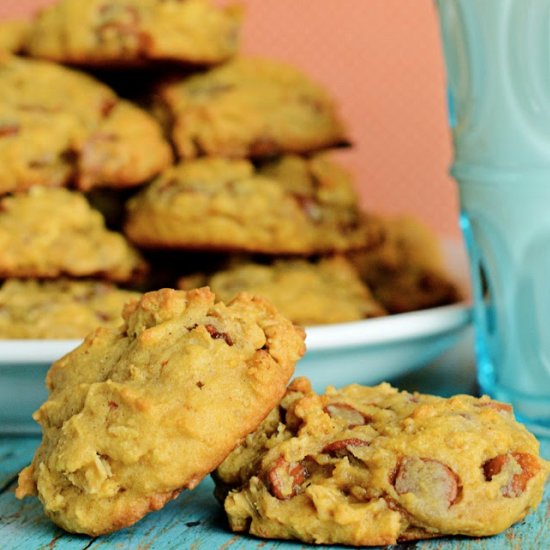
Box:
(1, 0, 460, 237)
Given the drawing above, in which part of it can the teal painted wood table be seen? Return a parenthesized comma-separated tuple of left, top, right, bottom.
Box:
(1, 329, 549, 550)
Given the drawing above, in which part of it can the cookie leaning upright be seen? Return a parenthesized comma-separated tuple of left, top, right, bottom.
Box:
(154, 57, 349, 159)
(16, 287, 305, 536)
(0, 55, 172, 194)
(24, 0, 242, 67)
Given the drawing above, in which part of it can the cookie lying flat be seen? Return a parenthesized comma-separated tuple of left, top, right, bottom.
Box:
(16, 287, 305, 535)
(154, 57, 349, 159)
(215, 378, 549, 546)
(0, 55, 172, 194)
(25, 0, 242, 67)
(351, 214, 461, 313)
(0, 279, 140, 339)
(124, 155, 368, 254)
(179, 256, 386, 326)
(0, 187, 146, 282)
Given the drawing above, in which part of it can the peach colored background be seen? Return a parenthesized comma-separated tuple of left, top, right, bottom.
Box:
(1, 0, 460, 237)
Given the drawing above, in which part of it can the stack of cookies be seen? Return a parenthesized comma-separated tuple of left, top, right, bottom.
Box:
(0, 0, 458, 338)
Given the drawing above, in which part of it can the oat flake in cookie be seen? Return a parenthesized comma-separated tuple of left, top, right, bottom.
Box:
(16, 288, 305, 536)
(215, 378, 550, 546)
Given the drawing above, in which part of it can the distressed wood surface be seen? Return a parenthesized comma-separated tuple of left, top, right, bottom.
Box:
(0, 441, 548, 550)
(1, 331, 549, 549)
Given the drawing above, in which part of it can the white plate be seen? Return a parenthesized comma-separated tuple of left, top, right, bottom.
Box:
(301, 303, 471, 392)
(0, 239, 472, 433)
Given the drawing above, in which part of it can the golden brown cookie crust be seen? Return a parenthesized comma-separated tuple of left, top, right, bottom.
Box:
(124, 156, 368, 255)
(16, 287, 305, 536)
(216, 379, 550, 546)
(155, 57, 349, 159)
(0, 187, 147, 282)
(0, 279, 141, 339)
(25, 0, 243, 67)
(0, 54, 172, 194)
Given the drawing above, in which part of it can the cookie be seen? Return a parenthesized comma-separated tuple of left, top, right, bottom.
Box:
(215, 378, 550, 546)
(0, 187, 147, 282)
(0, 20, 30, 53)
(154, 57, 349, 159)
(351, 214, 461, 313)
(24, 0, 242, 67)
(179, 256, 386, 326)
(16, 287, 305, 535)
(124, 155, 369, 254)
(0, 279, 140, 339)
(0, 54, 172, 194)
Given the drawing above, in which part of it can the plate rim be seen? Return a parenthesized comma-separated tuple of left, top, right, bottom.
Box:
(0, 302, 472, 364)
(305, 302, 471, 351)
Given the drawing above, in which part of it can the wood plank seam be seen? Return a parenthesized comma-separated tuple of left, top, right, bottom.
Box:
(0, 474, 19, 495)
